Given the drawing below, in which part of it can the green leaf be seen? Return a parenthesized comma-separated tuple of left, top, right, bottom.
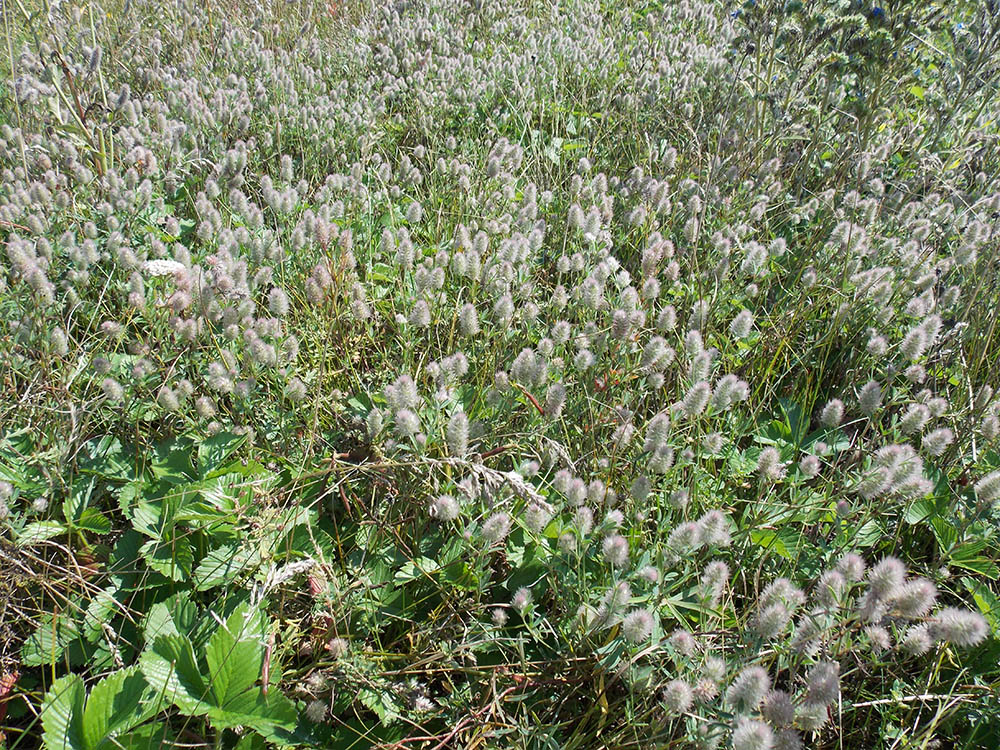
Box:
(63, 478, 96, 526)
(850, 519, 883, 548)
(17, 521, 68, 546)
(206, 689, 298, 737)
(143, 594, 198, 644)
(931, 516, 959, 553)
(82, 667, 157, 750)
(193, 545, 260, 591)
(138, 602, 296, 740)
(174, 476, 240, 522)
(357, 688, 401, 726)
(139, 633, 212, 717)
(950, 556, 1000, 580)
(151, 437, 195, 483)
(903, 498, 936, 524)
(750, 529, 796, 560)
(117, 481, 144, 516)
(962, 577, 1000, 630)
(209, 459, 273, 481)
(234, 734, 268, 750)
(777, 398, 809, 445)
(130, 495, 174, 539)
(76, 507, 112, 534)
(440, 561, 480, 591)
(141, 534, 194, 582)
(98, 723, 175, 750)
(204, 603, 266, 708)
(198, 432, 247, 477)
(108, 530, 144, 588)
(369, 262, 394, 283)
(42, 674, 86, 750)
(22, 613, 83, 667)
(83, 587, 124, 643)
(78, 436, 141, 482)
(258, 505, 315, 555)
(394, 557, 439, 583)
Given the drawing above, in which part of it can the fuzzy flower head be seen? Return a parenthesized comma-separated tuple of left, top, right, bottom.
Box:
(698, 510, 732, 547)
(662, 679, 693, 715)
(804, 661, 840, 706)
(666, 629, 696, 658)
(511, 587, 533, 614)
(481, 512, 511, 544)
(867, 556, 907, 600)
(858, 379, 882, 416)
(820, 398, 844, 428)
(667, 521, 703, 558)
(761, 690, 795, 729)
(525, 501, 553, 533)
(975, 471, 1000, 505)
(890, 577, 937, 617)
(757, 447, 786, 481)
(836, 553, 866, 582)
(430, 494, 460, 522)
(900, 624, 933, 655)
(446, 410, 470, 456)
(700, 560, 730, 604)
(730, 309, 754, 339)
(929, 607, 989, 647)
(731, 717, 774, 750)
(622, 608, 655, 644)
(726, 666, 771, 714)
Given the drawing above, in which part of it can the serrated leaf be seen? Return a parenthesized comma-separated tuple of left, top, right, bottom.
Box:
(174, 476, 240, 522)
(98, 723, 175, 750)
(198, 432, 247, 477)
(151, 437, 195, 483)
(63, 478, 96, 526)
(117, 482, 144, 516)
(17, 521, 68, 546)
(234, 733, 268, 750)
(108, 530, 144, 588)
(193, 545, 260, 591)
(369, 262, 394, 283)
(41, 674, 86, 750)
(76, 507, 112, 534)
(204, 459, 273, 482)
(357, 688, 401, 726)
(204, 603, 266, 708)
(394, 556, 439, 583)
(82, 666, 157, 750)
(259, 505, 315, 554)
(130, 496, 173, 539)
(903, 498, 936, 524)
(78, 436, 141, 482)
(139, 633, 211, 717)
(962, 577, 1000, 630)
(750, 529, 794, 559)
(22, 613, 83, 667)
(949, 556, 999, 579)
(851, 519, 883, 547)
(83, 587, 124, 643)
(440, 561, 480, 591)
(207, 689, 298, 737)
(931, 516, 959, 552)
(143, 594, 198, 644)
(138, 602, 295, 739)
(141, 534, 193, 581)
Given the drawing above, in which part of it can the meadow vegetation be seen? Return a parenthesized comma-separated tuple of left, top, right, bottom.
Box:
(2, 0, 1000, 747)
